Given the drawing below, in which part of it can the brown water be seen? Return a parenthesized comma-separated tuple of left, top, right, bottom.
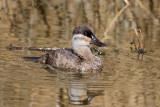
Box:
(0, 0, 160, 107)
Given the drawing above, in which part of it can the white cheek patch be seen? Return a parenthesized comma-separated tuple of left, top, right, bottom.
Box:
(72, 34, 84, 40)
(72, 34, 89, 47)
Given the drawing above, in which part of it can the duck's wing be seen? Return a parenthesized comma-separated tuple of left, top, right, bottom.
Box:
(39, 49, 81, 69)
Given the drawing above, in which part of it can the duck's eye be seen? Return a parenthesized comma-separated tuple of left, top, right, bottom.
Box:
(84, 32, 92, 38)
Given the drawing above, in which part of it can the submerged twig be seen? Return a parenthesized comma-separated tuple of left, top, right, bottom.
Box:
(6, 44, 59, 52)
(91, 47, 105, 55)
(6, 44, 105, 56)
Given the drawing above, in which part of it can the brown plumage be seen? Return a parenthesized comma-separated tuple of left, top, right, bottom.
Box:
(39, 48, 102, 70)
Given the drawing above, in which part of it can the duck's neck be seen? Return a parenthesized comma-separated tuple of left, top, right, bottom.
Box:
(73, 46, 94, 60)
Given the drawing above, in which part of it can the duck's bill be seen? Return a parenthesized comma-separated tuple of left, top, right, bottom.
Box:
(90, 35, 107, 47)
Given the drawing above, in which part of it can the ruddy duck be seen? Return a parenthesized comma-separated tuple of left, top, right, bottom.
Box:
(40, 25, 106, 71)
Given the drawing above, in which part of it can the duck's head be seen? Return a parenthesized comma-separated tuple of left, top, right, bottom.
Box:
(72, 25, 106, 49)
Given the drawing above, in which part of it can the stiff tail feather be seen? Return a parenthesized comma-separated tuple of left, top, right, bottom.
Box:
(23, 57, 40, 62)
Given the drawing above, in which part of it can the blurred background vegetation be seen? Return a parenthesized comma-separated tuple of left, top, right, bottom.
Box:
(0, 0, 159, 49)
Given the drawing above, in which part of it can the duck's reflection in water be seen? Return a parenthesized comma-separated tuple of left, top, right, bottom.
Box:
(47, 67, 105, 106)
(68, 79, 104, 105)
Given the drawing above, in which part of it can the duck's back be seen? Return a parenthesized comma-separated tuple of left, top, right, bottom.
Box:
(40, 49, 81, 69)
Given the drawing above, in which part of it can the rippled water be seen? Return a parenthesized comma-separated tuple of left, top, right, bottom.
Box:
(0, 0, 160, 107)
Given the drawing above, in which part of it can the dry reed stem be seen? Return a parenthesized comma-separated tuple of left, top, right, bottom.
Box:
(102, 0, 130, 42)
(130, 28, 146, 60)
(131, 28, 142, 49)
(130, 28, 141, 49)
(130, 27, 145, 50)
(136, 0, 156, 19)
(136, 0, 150, 15)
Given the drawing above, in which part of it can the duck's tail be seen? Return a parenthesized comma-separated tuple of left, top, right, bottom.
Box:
(23, 57, 40, 63)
